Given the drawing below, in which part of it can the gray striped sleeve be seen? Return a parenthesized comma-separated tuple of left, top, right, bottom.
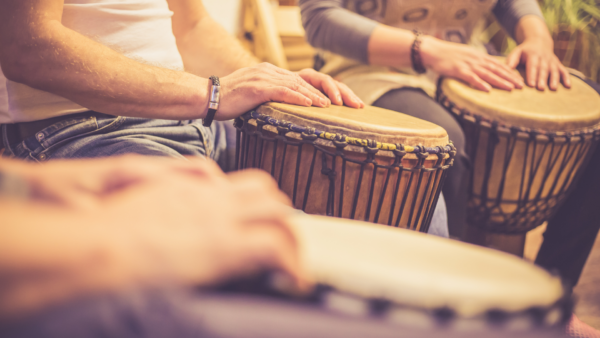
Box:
(299, 0, 377, 64)
(492, 0, 545, 39)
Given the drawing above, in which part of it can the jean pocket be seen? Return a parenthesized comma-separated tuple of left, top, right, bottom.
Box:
(14, 116, 124, 161)
(37, 116, 101, 149)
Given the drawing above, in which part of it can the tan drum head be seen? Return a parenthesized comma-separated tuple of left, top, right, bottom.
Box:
(440, 76, 600, 131)
(256, 102, 449, 148)
(290, 215, 564, 318)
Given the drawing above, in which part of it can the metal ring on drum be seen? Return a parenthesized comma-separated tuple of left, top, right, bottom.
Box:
(437, 73, 600, 256)
(234, 102, 455, 232)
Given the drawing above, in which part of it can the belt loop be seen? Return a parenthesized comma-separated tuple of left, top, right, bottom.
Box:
(191, 123, 212, 158)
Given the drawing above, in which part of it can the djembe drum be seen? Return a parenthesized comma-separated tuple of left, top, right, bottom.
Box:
(234, 103, 455, 232)
(219, 215, 569, 336)
(437, 75, 600, 255)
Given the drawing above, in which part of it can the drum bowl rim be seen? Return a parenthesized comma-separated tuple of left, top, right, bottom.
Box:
(237, 111, 456, 159)
(437, 78, 600, 136)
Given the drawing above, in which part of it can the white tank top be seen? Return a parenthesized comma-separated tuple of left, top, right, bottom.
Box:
(0, 0, 184, 123)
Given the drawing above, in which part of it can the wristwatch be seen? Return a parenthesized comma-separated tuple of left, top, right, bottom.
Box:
(203, 75, 220, 127)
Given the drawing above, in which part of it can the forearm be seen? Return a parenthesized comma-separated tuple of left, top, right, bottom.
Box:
(299, 0, 415, 68)
(493, 0, 545, 39)
(1, 21, 210, 120)
(300, 0, 376, 63)
(367, 25, 415, 68)
(514, 15, 553, 45)
(0, 201, 136, 318)
(175, 16, 259, 77)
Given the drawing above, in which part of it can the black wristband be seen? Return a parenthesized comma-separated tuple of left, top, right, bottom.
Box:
(203, 75, 220, 127)
(411, 31, 427, 74)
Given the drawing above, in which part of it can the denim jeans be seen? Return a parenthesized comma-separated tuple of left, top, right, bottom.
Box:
(0, 113, 448, 237)
(1, 115, 236, 170)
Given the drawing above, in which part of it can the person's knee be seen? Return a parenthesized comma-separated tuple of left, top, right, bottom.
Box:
(372, 88, 432, 114)
(373, 87, 469, 167)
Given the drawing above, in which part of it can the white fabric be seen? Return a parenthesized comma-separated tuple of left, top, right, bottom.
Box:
(0, 0, 184, 124)
(427, 194, 449, 238)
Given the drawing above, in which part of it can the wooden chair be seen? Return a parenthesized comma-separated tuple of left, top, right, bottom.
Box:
(239, 0, 315, 71)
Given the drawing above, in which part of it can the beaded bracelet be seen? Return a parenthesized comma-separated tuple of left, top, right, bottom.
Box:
(411, 30, 427, 74)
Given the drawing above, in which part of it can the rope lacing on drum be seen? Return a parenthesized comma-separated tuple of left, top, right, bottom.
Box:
(436, 87, 600, 140)
(242, 110, 454, 155)
(436, 83, 600, 234)
(332, 134, 349, 150)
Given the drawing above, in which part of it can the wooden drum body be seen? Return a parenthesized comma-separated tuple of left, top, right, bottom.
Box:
(438, 76, 600, 255)
(235, 103, 454, 232)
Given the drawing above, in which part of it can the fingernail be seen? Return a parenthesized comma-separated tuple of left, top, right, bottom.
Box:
(306, 98, 312, 106)
(336, 94, 342, 103)
(320, 98, 329, 106)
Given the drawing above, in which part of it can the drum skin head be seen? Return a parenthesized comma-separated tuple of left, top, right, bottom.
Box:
(440, 76, 600, 131)
(256, 102, 449, 148)
(290, 215, 564, 318)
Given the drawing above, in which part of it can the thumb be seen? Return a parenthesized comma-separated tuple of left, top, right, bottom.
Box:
(506, 48, 522, 69)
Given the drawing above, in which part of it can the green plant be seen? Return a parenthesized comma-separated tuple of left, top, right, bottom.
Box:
(542, 0, 600, 79)
(481, 0, 600, 82)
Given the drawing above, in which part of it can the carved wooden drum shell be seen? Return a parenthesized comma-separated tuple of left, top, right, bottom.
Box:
(438, 74, 600, 254)
(235, 103, 454, 232)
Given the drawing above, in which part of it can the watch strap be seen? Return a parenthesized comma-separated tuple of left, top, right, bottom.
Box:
(203, 75, 220, 127)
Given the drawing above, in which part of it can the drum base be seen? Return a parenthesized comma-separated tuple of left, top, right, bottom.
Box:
(464, 223, 526, 257)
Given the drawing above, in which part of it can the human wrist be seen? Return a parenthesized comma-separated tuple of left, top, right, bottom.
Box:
(418, 35, 441, 69)
(515, 15, 553, 45)
(410, 31, 427, 74)
(367, 25, 414, 68)
(521, 34, 554, 49)
(202, 76, 221, 127)
(193, 77, 211, 120)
